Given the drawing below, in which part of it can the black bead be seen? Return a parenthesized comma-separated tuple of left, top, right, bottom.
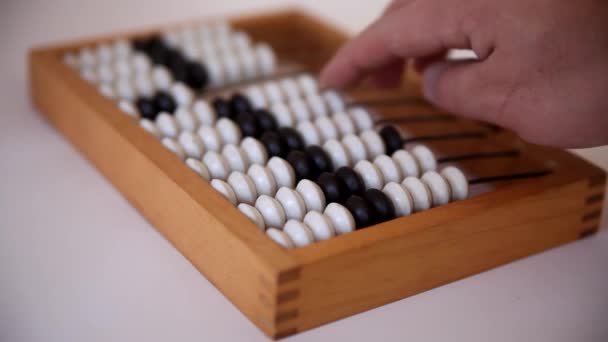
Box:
(229, 93, 253, 116)
(345, 195, 374, 229)
(278, 127, 305, 151)
(253, 109, 278, 132)
(379, 125, 403, 155)
(153, 91, 177, 113)
(185, 62, 209, 90)
(287, 150, 318, 181)
(135, 97, 157, 120)
(132, 38, 150, 52)
(363, 189, 396, 224)
(306, 145, 333, 173)
(235, 112, 260, 137)
(261, 131, 289, 158)
(335, 167, 366, 196)
(316, 172, 347, 204)
(212, 98, 233, 118)
(148, 45, 171, 65)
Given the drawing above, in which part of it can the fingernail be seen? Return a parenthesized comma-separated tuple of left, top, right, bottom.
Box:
(422, 62, 447, 104)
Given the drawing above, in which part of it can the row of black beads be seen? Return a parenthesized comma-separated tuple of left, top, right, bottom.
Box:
(135, 91, 177, 120)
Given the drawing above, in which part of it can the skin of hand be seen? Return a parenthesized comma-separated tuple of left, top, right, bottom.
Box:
(320, 0, 608, 148)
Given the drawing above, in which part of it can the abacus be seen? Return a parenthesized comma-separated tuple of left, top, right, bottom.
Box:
(29, 9, 606, 339)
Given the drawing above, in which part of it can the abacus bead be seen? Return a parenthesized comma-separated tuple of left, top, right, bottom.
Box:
(161, 138, 186, 160)
(360, 130, 386, 158)
(363, 188, 396, 224)
(185, 61, 209, 90)
(133, 73, 155, 97)
(280, 78, 301, 100)
(237, 203, 265, 231)
(98, 83, 115, 99)
(238, 49, 257, 79)
(278, 127, 305, 151)
(97, 64, 115, 83)
(80, 67, 98, 83)
(245, 86, 267, 109)
(324, 203, 356, 235)
(341, 134, 368, 163)
(402, 177, 432, 212)
(170, 82, 194, 107)
(275, 187, 307, 221)
(112, 39, 132, 58)
(287, 150, 317, 181)
(211, 179, 237, 205)
(345, 195, 374, 229)
(392, 149, 420, 177)
(136, 97, 157, 120)
(222, 144, 250, 173)
(441, 166, 469, 201)
(247, 164, 277, 196)
(323, 90, 345, 113)
(139, 119, 162, 138)
(255, 43, 276, 75)
(186, 158, 211, 181)
(333, 112, 356, 136)
(382, 182, 413, 217)
(373, 155, 403, 183)
(289, 98, 311, 122)
(335, 167, 366, 196)
(316, 116, 339, 140)
(197, 126, 223, 152)
(192, 100, 216, 125)
(212, 98, 233, 118)
(256, 195, 286, 228)
(152, 66, 173, 90)
(297, 73, 318, 95)
(317, 172, 346, 204)
(78, 47, 96, 66)
(297, 121, 322, 146)
(303, 211, 336, 241)
(306, 145, 333, 174)
(215, 118, 242, 145)
(271, 102, 294, 128)
(267, 157, 296, 189)
(323, 139, 352, 169)
(263, 82, 284, 104)
(178, 132, 205, 158)
(227, 172, 258, 205)
(203, 151, 231, 180)
(261, 131, 288, 158)
(296, 179, 326, 212)
(410, 145, 437, 172)
(253, 109, 278, 132)
(206, 58, 224, 87)
(155, 113, 179, 138)
(235, 112, 260, 137)
(349, 107, 374, 131)
(421, 171, 451, 206)
(306, 93, 328, 118)
(379, 126, 403, 155)
(266, 228, 294, 249)
(175, 108, 198, 132)
(154, 91, 177, 113)
(354, 160, 385, 190)
(118, 100, 138, 118)
(229, 93, 253, 115)
(283, 220, 315, 247)
(240, 137, 268, 165)
(131, 54, 152, 73)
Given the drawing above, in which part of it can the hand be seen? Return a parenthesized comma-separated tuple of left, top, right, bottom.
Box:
(320, 0, 608, 148)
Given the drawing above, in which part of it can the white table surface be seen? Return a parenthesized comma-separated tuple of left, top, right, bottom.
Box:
(2, 1, 608, 341)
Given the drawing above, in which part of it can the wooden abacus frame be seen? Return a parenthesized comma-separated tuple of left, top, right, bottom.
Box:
(29, 9, 606, 339)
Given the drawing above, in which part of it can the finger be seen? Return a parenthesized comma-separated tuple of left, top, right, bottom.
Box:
(371, 59, 406, 88)
(382, 0, 417, 15)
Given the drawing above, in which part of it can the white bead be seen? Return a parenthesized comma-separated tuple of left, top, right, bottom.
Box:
(197, 126, 223, 152)
(114, 77, 137, 100)
(192, 100, 216, 125)
(133, 72, 155, 97)
(382, 182, 413, 217)
(63, 53, 79, 68)
(267, 157, 296, 189)
(203, 151, 231, 180)
(341, 134, 368, 163)
(78, 47, 97, 66)
(95, 44, 113, 63)
(174, 108, 199, 132)
(162, 30, 180, 48)
(205, 58, 225, 87)
(296, 179, 326, 213)
(305, 93, 328, 118)
(222, 54, 242, 83)
(161, 138, 186, 160)
(170, 82, 194, 107)
(240, 137, 268, 165)
(238, 203, 265, 231)
(280, 78, 301, 100)
(131, 53, 152, 73)
(410, 145, 437, 172)
(210, 179, 237, 206)
(112, 39, 132, 58)
(237, 48, 258, 79)
(373, 155, 403, 183)
(283, 220, 315, 247)
(323, 90, 345, 113)
(315, 116, 339, 140)
(392, 149, 420, 177)
(264, 82, 284, 104)
(118, 100, 138, 118)
(244, 86, 267, 109)
(324, 203, 355, 235)
(227, 172, 258, 205)
(421, 171, 451, 207)
(215, 118, 242, 145)
(139, 119, 162, 138)
(360, 130, 386, 158)
(354, 160, 385, 190)
(323, 139, 352, 169)
(333, 112, 357, 136)
(402, 177, 432, 212)
(256, 195, 286, 228)
(221, 144, 250, 173)
(182, 43, 200, 61)
(296, 121, 322, 146)
(441, 166, 469, 201)
(178, 132, 205, 158)
(98, 83, 115, 99)
(275, 187, 307, 221)
(152, 66, 173, 90)
(289, 98, 311, 122)
(113, 58, 132, 78)
(186, 158, 211, 181)
(266, 227, 294, 249)
(270, 103, 294, 128)
(80, 67, 98, 83)
(303, 211, 336, 241)
(255, 43, 276, 76)
(297, 74, 318, 95)
(231, 31, 251, 50)
(155, 113, 179, 138)
(96, 64, 115, 83)
(247, 164, 277, 196)
(349, 107, 374, 132)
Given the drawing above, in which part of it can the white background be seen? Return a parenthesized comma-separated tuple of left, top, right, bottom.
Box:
(1, 1, 608, 341)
